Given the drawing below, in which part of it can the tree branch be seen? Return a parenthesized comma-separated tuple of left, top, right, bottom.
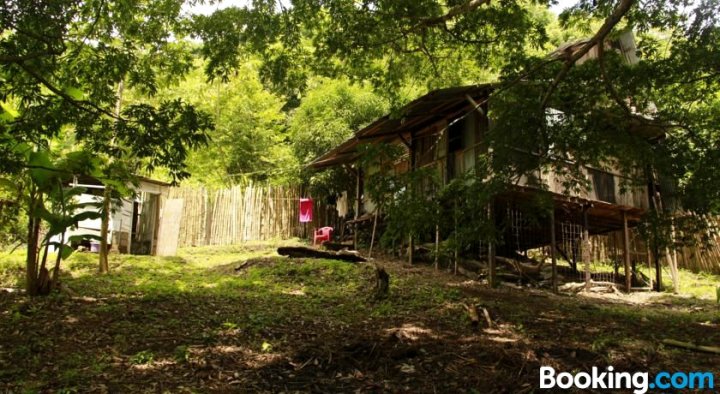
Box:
(598, 43, 632, 114)
(441, 24, 498, 45)
(15, 62, 121, 120)
(416, 0, 492, 29)
(0, 51, 60, 64)
(540, 0, 635, 109)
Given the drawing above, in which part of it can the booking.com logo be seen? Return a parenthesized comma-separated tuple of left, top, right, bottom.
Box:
(540, 366, 715, 393)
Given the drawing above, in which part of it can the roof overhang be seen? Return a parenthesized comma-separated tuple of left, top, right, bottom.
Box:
(308, 84, 494, 170)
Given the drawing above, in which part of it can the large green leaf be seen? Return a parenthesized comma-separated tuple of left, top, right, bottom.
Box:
(63, 86, 85, 101)
(32, 204, 56, 223)
(0, 101, 19, 121)
(28, 150, 56, 188)
(62, 186, 87, 199)
(75, 201, 103, 210)
(12, 143, 32, 160)
(67, 234, 103, 243)
(71, 210, 102, 223)
(47, 242, 74, 259)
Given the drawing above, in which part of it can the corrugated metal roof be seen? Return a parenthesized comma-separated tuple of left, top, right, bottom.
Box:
(309, 84, 493, 169)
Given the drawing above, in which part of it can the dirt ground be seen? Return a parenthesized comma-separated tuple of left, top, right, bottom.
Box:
(0, 247, 718, 393)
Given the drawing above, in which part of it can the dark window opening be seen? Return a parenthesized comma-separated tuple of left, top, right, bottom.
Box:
(448, 117, 465, 153)
(415, 135, 436, 167)
(590, 169, 616, 203)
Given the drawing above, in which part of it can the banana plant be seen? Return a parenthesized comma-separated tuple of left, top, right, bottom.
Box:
(1, 144, 106, 295)
(34, 183, 103, 294)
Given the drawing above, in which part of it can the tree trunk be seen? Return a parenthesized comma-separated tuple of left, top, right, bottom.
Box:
(434, 216, 440, 271)
(25, 204, 41, 296)
(37, 240, 51, 295)
(98, 80, 124, 274)
(51, 231, 65, 285)
(25, 190, 42, 296)
(99, 186, 111, 274)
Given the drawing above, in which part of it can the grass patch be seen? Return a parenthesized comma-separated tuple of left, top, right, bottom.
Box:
(0, 241, 718, 392)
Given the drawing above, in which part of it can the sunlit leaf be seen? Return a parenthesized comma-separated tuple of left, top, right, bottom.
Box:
(0, 178, 16, 192)
(0, 101, 19, 120)
(63, 86, 85, 101)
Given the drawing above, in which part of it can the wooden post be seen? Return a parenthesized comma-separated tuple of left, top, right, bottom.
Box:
(453, 199, 458, 274)
(353, 167, 361, 250)
(151, 194, 161, 255)
(368, 209, 378, 258)
(653, 243, 662, 292)
(488, 201, 496, 288)
(667, 221, 679, 293)
(231, 187, 237, 243)
(408, 132, 416, 265)
(550, 207, 558, 293)
(647, 245, 654, 290)
(623, 210, 632, 292)
(434, 210, 440, 271)
(646, 164, 662, 292)
(204, 189, 213, 246)
(630, 229, 638, 282)
(409, 235, 414, 265)
(582, 206, 591, 291)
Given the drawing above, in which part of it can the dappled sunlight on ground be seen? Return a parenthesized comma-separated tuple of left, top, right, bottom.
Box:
(385, 323, 438, 341)
(0, 240, 718, 392)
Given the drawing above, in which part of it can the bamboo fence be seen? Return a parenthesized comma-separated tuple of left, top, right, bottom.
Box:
(166, 184, 720, 273)
(167, 184, 332, 247)
(584, 224, 720, 275)
(673, 216, 720, 274)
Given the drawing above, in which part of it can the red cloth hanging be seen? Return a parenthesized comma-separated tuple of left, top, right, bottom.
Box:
(299, 198, 313, 223)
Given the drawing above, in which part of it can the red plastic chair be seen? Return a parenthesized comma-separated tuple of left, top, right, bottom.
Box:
(313, 226, 333, 245)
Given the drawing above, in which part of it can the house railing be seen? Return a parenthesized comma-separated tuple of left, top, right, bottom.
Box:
(442, 145, 649, 210)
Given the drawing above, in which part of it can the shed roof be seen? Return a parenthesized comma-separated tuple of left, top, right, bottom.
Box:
(308, 84, 493, 169)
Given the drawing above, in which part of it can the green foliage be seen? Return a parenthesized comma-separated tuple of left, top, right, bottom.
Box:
(129, 350, 155, 365)
(173, 345, 190, 363)
(0, 177, 26, 248)
(290, 78, 389, 165)
(193, 0, 551, 101)
(2, 144, 108, 294)
(289, 78, 389, 197)
(146, 62, 295, 186)
(1, 0, 216, 292)
(358, 143, 442, 248)
(191, 0, 720, 262)
(437, 168, 504, 256)
(1, 0, 214, 188)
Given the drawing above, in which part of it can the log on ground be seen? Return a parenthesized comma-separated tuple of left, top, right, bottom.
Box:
(277, 246, 367, 263)
(662, 339, 720, 355)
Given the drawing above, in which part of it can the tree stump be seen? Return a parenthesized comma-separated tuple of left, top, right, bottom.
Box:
(374, 265, 390, 299)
